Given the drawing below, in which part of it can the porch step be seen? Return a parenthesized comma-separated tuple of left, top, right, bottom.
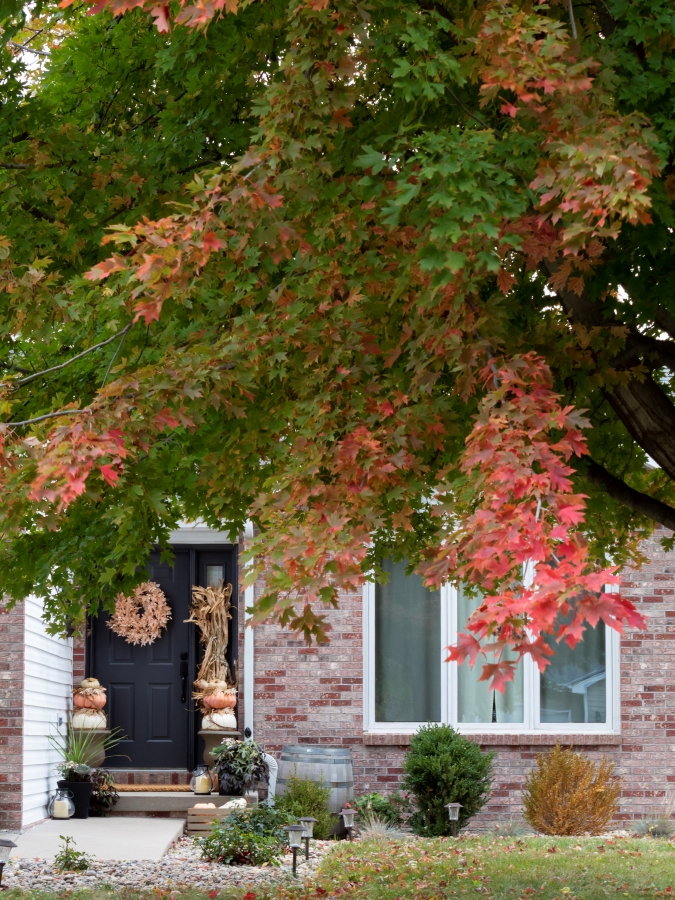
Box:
(111, 769, 192, 786)
(111, 792, 251, 816)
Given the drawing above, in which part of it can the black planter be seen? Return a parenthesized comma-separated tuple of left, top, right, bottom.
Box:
(218, 784, 244, 796)
(57, 780, 93, 819)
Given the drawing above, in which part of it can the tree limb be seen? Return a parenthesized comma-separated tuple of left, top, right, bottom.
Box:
(11, 324, 132, 388)
(22, 204, 56, 223)
(580, 457, 675, 531)
(0, 362, 32, 374)
(653, 305, 675, 342)
(1, 409, 92, 429)
(541, 257, 675, 482)
(9, 40, 49, 57)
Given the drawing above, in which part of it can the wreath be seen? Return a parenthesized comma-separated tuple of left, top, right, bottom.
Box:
(108, 581, 172, 646)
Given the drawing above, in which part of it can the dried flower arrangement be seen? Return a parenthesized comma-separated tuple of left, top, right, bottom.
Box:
(107, 581, 172, 646)
(184, 581, 235, 713)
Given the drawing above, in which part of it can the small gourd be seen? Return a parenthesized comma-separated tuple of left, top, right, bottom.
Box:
(73, 677, 107, 710)
(202, 681, 237, 710)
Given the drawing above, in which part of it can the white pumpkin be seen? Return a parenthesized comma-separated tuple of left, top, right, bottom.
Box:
(202, 710, 237, 730)
(72, 708, 107, 730)
(220, 798, 247, 809)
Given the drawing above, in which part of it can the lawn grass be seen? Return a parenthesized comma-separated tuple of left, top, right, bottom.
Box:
(289, 835, 675, 900)
(4, 836, 675, 900)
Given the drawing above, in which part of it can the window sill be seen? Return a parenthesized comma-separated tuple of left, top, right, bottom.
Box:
(362, 731, 622, 747)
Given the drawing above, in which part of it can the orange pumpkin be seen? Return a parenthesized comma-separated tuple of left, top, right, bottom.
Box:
(203, 691, 236, 710)
(73, 692, 107, 710)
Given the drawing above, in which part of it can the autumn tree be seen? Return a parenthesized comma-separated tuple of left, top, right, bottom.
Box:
(0, 0, 672, 684)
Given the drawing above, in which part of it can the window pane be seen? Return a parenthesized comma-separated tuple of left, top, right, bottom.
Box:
(540, 618, 606, 723)
(457, 586, 524, 724)
(375, 559, 441, 723)
(206, 565, 224, 588)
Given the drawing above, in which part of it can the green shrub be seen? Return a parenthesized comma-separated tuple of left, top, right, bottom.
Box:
(198, 804, 295, 865)
(402, 724, 494, 836)
(353, 791, 410, 826)
(275, 773, 334, 839)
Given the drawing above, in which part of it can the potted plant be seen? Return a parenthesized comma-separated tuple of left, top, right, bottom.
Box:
(48, 723, 124, 818)
(212, 739, 268, 796)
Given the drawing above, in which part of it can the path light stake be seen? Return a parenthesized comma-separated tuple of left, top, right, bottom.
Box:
(299, 816, 317, 860)
(445, 802, 463, 838)
(340, 807, 356, 841)
(284, 825, 305, 875)
(0, 839, 17, 889)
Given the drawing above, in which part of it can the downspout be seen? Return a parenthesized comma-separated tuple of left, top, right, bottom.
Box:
(243, 520, 255, 739)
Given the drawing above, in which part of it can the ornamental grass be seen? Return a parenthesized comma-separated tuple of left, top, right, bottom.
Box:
(522, 745, 621, 836)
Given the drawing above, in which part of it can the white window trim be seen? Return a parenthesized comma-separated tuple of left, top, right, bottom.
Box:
(363, 578, 620, 735)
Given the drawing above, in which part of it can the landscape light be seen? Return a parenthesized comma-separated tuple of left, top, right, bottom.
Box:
(445, 802, 463, 837)
(340, 807, 357, 841)
(299, 816, 318, 859)
(0, 839, 17, 889)
(284, 824, 306, 875)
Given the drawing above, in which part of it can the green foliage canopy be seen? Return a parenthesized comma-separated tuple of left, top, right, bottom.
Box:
(0, 0, 673, 673)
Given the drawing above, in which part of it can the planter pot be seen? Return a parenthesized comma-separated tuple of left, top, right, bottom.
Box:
(218, 784, 244, 797)
(57, 780, 93, 819)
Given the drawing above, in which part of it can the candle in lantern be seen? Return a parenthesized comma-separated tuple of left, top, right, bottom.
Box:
(53, 799, 70, 818)
(195, 774, 212, 793)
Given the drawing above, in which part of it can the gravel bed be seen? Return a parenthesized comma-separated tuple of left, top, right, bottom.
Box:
(4, 836, 335, 893)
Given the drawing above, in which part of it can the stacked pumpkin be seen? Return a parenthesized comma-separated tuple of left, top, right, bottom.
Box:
(72, 678, 108, 730)
(199, 681, 237, 730)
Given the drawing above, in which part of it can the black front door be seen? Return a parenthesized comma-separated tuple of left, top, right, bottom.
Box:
(89, 545, 238, 770)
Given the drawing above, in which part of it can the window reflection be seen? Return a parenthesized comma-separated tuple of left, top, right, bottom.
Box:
(540, 618, 606, 723)
(456, 586, 524, 724)
(206, 565, 224, 588)
(375, 560, 441, 723)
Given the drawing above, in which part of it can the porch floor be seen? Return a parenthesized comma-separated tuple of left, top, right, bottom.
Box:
(10, 817, 184, 860)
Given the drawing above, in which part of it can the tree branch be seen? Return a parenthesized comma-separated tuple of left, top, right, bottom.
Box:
(1, 409, 92, 429)
(22, 204, 56, 223)
(0, 362, 32, 374)
(541, 257, 675, 482)
(9, 40, 49, 57)
(581, 458, 675, 531)
(11, 324, 132, 388)
(653, 305, 675, 342)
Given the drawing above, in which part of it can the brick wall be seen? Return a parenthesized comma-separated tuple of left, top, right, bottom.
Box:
(248, 528, 675, 828)
(0, 602, 24, 830)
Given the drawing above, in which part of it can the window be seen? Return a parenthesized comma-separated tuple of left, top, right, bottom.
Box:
(363, 562, 619, 733)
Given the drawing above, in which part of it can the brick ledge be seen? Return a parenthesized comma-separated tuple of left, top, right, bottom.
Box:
(363, 731, 622, 747)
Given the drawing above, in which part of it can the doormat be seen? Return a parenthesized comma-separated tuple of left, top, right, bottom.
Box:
(114, 784, 193, 792)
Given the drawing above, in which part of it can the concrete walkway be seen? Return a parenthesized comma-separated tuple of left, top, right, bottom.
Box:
(10, 817, 185, 861)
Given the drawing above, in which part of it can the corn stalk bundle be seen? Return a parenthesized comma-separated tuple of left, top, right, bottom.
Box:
(184, 582, 234, 708)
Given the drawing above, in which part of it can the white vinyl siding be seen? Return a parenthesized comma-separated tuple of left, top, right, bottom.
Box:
(22, 595, 73, 827)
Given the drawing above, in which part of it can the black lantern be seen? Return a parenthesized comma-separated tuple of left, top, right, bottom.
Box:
(298, 816, 317, 860)
(445, 802, 463, 837)
(284, 824, 305, 875)
(340, 807, 356, 841)
(0, 839, 17, 889)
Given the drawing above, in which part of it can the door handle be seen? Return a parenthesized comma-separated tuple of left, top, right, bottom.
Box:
(180, 652, 188, 704)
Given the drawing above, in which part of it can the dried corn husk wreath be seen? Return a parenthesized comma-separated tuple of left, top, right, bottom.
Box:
(107, 581, 172, 646)
(184, 581, 236, 713)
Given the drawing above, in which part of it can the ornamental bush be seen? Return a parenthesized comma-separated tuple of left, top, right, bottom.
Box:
(353, 791, 410, 827)
(522, 745, 621, 836)
(402, 724, 494, 836)
(198, 805, 295, 865)
(275, 773, 334, 839)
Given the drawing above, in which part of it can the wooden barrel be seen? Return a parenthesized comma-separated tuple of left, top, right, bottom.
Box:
(276, 745, 354, 813)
